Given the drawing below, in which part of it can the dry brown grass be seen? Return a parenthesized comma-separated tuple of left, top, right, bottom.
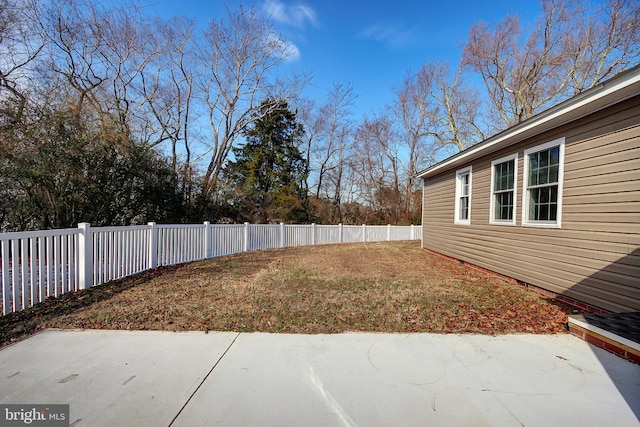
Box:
(0, 241, 576, 347)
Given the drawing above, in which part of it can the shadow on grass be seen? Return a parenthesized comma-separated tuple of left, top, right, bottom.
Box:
(0, 264, 184, 348)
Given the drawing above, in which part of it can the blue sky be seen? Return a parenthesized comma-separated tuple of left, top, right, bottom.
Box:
(148, 0, 543, 119)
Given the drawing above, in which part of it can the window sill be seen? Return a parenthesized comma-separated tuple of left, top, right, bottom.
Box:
(489, 220, 516, 226)
(522, 221, 561, 229)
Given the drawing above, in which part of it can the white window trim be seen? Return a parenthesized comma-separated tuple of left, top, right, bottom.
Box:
(490, 153, 518, 226)
(522, 138, 565, 228)
(454, 166, 472, 225)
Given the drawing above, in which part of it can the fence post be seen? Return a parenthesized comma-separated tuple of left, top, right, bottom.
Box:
(411, 224, 415, 240)
(280, 223, 285, 248)
(339, 223, 343, 244)
(78, 223, 93, 290)
(204, 221, 212, 259)
(311, 223, 316, 246)
(243, 222, 250, 252)
(362, 224, 366, 242)
(148, 222, 158, 269)
(387, 224, 392, 241)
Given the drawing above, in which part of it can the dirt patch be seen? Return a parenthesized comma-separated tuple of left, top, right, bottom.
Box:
(1, 241, 578, 347)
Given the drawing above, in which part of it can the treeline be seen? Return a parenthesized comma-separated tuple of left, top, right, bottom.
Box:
(0, 0, 637, 231)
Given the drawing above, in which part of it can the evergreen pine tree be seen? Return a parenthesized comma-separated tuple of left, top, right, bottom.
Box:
(225, 99, 310, 223)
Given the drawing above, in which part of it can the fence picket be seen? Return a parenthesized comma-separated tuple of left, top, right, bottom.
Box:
(20, 238, 28, 309)
(62, 236, 68, 295)
(11, 240, 19, 311)
(2, 240, 10, 315)
(46, 236, 52, 297)
(38, 237, 45, 304)
(29, 237, 37, 306)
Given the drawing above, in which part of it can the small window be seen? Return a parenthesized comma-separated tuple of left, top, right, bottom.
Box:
(522, 138, 565, 228)
(490, 154, 518, 225)
(454, 166, 472, 225)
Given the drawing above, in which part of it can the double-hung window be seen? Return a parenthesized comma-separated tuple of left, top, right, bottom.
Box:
(522, 138, 565, 227)
(490, 154, 518, 225)
(454, 166, 472, 225)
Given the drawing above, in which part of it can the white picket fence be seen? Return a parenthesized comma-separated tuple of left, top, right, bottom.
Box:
(0, 222, 421, 315)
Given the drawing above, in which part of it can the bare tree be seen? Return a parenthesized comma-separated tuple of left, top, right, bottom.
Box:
(463, 0, 640, 127)
(139, 16, 196, 199)
(310, 82, 355, 222)
(392, 68, 435, 217)
(37, 0, 162, 144)
(294, 96, 324, 198)
(351, 113, 402, 223)
(391, 62, 485, 217)
(39, 0, 108, 116)
(196, 5, 299, 207)
(0, 0, 44, 122)
(565, 0, 640, 93)
(430, 63, 486, 155)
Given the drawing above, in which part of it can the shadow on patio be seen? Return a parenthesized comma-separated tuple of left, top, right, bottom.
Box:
(566, 248, 640, 421)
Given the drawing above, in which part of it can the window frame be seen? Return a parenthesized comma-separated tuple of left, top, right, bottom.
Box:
(454, 166, 472, 225)
(522, 138, 565, 228)
(490, 153, 518, 226)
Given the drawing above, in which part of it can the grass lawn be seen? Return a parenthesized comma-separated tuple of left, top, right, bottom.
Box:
(0, 241, 578, 348)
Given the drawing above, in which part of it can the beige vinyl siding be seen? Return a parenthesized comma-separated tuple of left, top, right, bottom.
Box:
(422, 96, 640, 313)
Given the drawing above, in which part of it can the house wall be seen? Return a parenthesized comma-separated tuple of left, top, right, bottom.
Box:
(421, 95, 640, 313)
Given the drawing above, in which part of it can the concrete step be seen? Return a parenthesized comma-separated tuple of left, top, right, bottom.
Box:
(568, 312, 640, 364)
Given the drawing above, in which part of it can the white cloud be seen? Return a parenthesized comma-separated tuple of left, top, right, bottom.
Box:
(268, 32, 301, 62)
(264, 0, 287, 22)
(281, 39, 301, 61)
(263, 0, 317, 28)
(358, 24, 419, 49)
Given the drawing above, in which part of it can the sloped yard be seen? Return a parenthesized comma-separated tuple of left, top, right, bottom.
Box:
(0, 241, 577, 347)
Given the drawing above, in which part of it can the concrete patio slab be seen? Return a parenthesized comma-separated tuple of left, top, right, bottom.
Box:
(0, 330, 239, 426)
(173, 333, 640, 427)
(1, 330, 638, 427)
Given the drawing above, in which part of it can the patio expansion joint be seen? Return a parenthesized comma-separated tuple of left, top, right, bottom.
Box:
(168, 332, 241, 426)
